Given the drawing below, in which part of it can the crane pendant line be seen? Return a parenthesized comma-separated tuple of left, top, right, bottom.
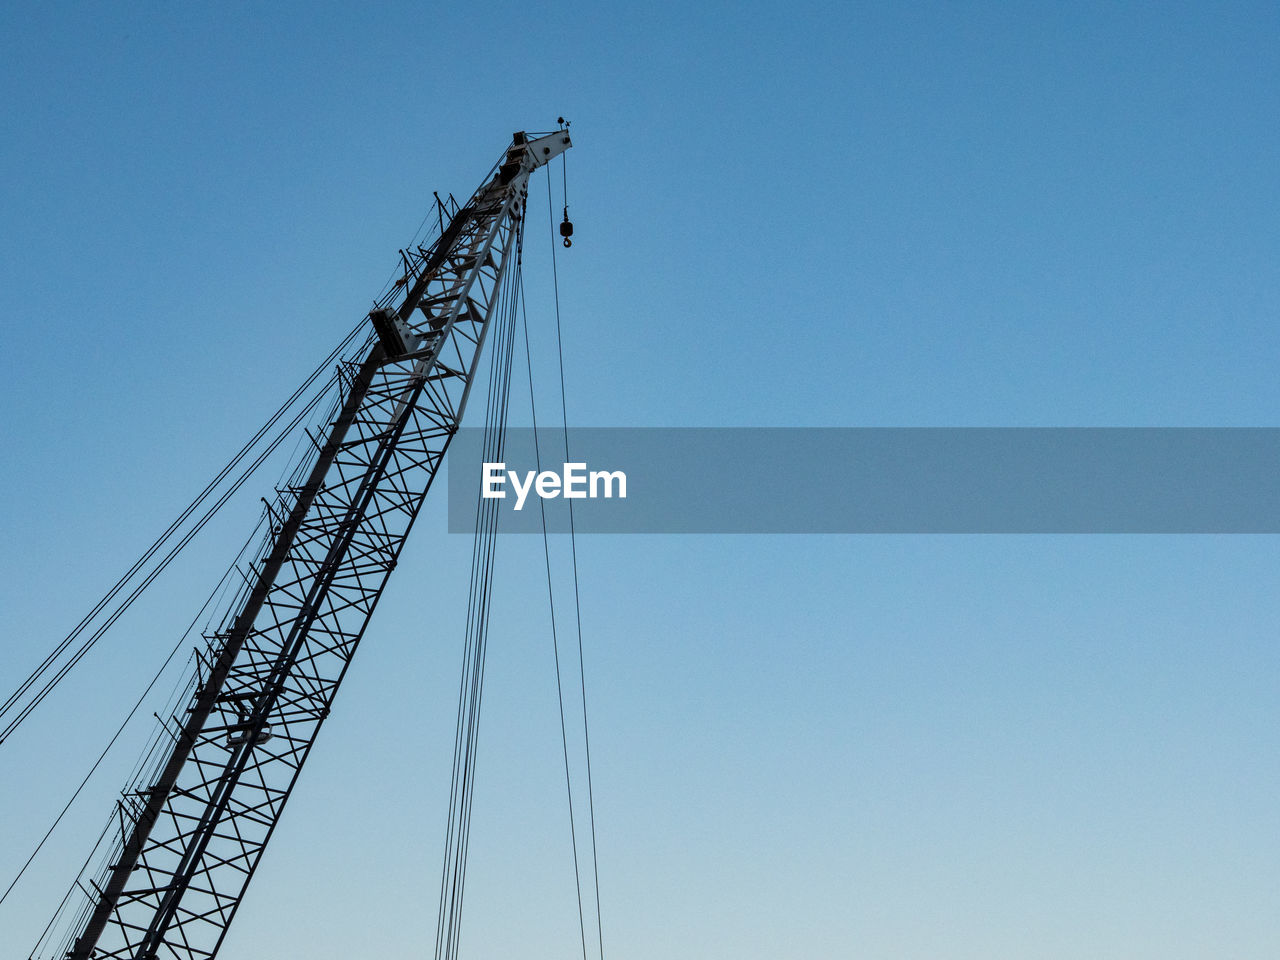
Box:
(50, 129, 571, 960)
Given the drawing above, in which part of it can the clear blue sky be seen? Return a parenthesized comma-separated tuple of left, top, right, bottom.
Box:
(1, 2, 1279, 958)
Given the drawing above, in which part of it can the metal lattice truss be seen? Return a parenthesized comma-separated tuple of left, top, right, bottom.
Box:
(59, 129, 571, 960)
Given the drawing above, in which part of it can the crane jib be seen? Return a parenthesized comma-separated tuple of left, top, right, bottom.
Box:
(52, 127, 570, 960)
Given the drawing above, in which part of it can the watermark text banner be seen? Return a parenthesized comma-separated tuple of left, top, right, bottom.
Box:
(446, 428, 1280, 533)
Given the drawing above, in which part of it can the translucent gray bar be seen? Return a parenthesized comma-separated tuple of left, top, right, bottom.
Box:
(446, 428, 1280, 533)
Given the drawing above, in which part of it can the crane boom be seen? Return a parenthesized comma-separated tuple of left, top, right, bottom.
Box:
(53, 128, 570, 960)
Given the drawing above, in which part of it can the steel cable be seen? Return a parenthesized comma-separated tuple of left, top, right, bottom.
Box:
(546, 160, 606, 960)
(1, 523, 261, 920)
(434, 232, 521, 960)
(0, 324, 367, 746)
(520, 270, 590, 960)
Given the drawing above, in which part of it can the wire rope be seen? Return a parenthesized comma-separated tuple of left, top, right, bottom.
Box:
(519, 270, 590, 960)
(0, 524, 259, 913)
(547, 160, 606, 960)
(434, 231, 522, 960)
(0, 325, 367, 746)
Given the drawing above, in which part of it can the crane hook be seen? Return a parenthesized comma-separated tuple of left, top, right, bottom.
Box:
(560, 204, 574, 248)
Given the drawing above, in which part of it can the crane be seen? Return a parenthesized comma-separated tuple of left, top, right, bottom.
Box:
(35, 127, 572, 960)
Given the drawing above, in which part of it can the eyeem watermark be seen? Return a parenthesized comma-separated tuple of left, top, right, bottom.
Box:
(449, 428, 1280, 533)
(482, 462, 627, 511)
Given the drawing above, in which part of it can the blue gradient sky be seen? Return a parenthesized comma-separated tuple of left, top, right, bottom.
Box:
(1, 2, 1278, 958)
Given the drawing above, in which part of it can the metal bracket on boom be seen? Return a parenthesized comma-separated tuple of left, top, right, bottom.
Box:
(499, 130, 572, 183)
(368, 306, 420, 358)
